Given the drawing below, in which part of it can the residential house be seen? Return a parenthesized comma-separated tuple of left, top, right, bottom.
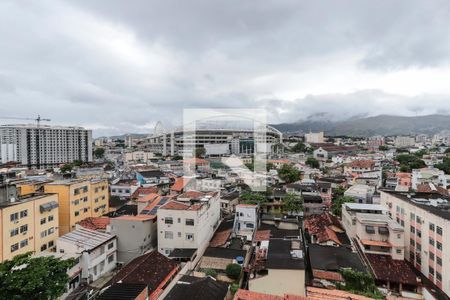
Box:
(99, 251, 179, 300)
(344, 184, 375, 204)
(234, 204, 258, 241)
(341, 203, 388, 239)
(56, 227, 117, 283)
(107, 214, 157, 263)
(412, 167, 447, 190)
(303, 213, 350, 246)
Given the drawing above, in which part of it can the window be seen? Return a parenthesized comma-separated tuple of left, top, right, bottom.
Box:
(410, 226, 415, 233)
(429, 266, 435, 275)
(48, 215, 54, 222)
(437, 256, 442, 266)
(83, 208, 88, 213)
(397, 233, 401, 239)
(40, 218, 46, 225)
(41, 230, 47, 238)
(20, 224, 28, 233)
(165, 217, 173, 224)
(416, 243, 421, 251)
(75, 211, 80, 217)
(410, 213, 415, 220)
(437, 226, 443, 236)
(108, 242, 114, 250)
(10, 228, 19, 237)
(11, 243, 19, 252)
(20, 210, 28, 218)
(74, 199, 79, 205)
(178, 232, 181, 238)
(396, 249, 402, 254)
(436, 272, 442, 282)
(429, 223, 435, 231)
(437, 241, 442, 251)
(20, 239, 28, 248)
(246, 223, 254, 228)
(41, 244, 47, 251)
(186, 233, 194, 241)
(416, 256, 421, 265)
(430, 252, 435, 261)
(416, 216, 421, 223)
(48, 241, 54, 248)
(107, 255, 114, 264)
(164, 231, 173, 239)
(48, 227, 54, 235)
(417, 230, 421, 238)
(365, 225, 375, 234)
(429, 238, 435, 246)
(10, 212, 19, 222)
(410, 239, 415, 246)
(186, 219, 194, 226)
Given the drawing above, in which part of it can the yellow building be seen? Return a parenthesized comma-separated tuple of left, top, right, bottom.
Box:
(0, 193, 59, 262)
(44, 179, 109, 235)
(90, 179, 109, 217)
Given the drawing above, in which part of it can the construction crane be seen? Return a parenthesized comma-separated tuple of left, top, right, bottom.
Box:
(0, 115, 51, 127)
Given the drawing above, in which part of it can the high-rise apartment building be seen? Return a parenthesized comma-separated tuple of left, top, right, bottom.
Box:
(44, 179, 109, 235)
(0, 124, 92, 168)
(0, 192, 59, 262)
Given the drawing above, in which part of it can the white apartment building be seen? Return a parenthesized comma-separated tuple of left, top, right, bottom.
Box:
(123, 151, 155, 164)
(394, 136, 416, 148)
(380, 191, 450, 296)
(0, 124, 92, 168)
(157, 191, 221, 256)
(56, 227, 117, 283)
(411, 167, 447, 190)
(344, 184, 375, 203)
(234, 204, 258, 241)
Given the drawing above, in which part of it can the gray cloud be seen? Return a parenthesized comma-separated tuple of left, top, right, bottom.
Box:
(1, 0, 450, 137)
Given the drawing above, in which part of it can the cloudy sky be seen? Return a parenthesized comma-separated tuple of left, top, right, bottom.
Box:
(1, 0, 450, 136)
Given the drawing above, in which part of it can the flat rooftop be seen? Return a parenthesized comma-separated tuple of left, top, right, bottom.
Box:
(356, 213, 403, 230)
(344, 203, 388, 212)
(58, 227, 115, 251)
(0, 193, 56, 209)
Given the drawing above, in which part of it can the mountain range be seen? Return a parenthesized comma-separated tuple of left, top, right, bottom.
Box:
(272, 114, 450, 137)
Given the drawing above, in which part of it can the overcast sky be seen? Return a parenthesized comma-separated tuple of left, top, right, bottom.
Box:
(1, 0, 450, 136)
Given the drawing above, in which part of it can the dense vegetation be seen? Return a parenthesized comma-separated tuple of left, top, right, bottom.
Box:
(0, 253, 74, 300)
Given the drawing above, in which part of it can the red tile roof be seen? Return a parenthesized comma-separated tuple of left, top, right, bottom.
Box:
(234, 289, 306, 300)
(77, 217, 110, 231)
(170, 177, 192, 193)
(365, 253, 418, 285)
(131, 186, 158, 199)
(254, 230, 271, 242)
(178, 190, 205, 199)
(417, 183, 449, 196)
(350, 160, 375, 169)
(160, 200, 203, 211)
(137, 193, 160, 203)
(312, 270, 344, 282)
(209, 229, 232, 247)
(306, 287, 373, 300)
(304, 213, 344, 245)
(360, 239, 391, 247)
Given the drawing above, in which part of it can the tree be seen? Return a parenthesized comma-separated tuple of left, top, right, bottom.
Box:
(337, 269, 384, 299)
(445, 148, 450, 154)
(204, 268, 217, 277)
(332, 196, 355, 217)
(305, 157, 320, 169)
(172, 155, 183, 160)
(225, 263, 242, 280)
(240, 192, 266, 205)
(435, 157, 450, 174)
(93, 147, 105, 159)
(60, 163, 73, 173)
(0, 252, 74, 300)
(278, 164, 301, 183)
(292, 142, 307, 153)
(395, 154, 426, 172)
(378, 145, 389, 151)
(282, 193, 303, 214)
(195, 147, 206, 158)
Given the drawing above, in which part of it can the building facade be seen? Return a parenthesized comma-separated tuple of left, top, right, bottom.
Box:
(380, 191, 450, 296)
(157, 191, 221, 256)
(0, 124, 92, 168)
(44, 179, 109, 235)
(0, 193, 59, 262)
